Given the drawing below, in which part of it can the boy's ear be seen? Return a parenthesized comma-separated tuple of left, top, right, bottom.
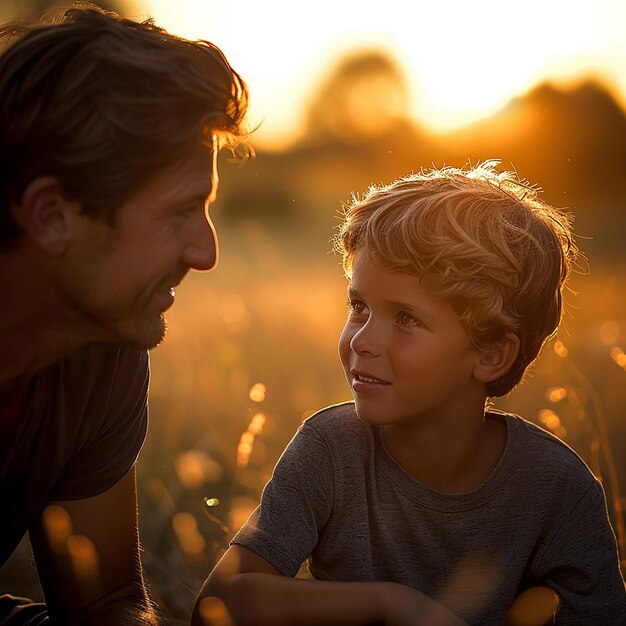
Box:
(12, 176, 79, 255)
(473, 332, 520, 384)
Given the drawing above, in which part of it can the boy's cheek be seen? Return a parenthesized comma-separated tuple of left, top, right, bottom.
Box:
(338, 330, 353, 366)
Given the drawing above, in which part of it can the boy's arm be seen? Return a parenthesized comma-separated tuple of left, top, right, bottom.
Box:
(28, 467, 160, 625)
(533, 481, 625, 623)
(191, 544, 467, 626)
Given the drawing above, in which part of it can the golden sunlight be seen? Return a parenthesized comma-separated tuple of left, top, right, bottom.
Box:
(144, 0, 622, 147)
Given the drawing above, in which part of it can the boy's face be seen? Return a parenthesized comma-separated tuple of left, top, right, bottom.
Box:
(59, 145, 220, 349)
(339, 251, 486, 429)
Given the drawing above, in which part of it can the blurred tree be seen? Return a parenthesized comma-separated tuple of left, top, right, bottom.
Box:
(0, 0, 136, 21)
(303, 49, 411, 144)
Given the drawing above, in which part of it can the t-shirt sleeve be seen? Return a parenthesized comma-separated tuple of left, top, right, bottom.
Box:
(231, 420, 335, 577)
(48, 347, 149, 501)
(533, 479, 626, 624)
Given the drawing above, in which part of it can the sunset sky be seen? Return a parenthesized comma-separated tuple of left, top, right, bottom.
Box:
(137, 0, 626, 149)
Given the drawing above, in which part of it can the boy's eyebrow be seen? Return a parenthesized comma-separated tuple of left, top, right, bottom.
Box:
(387, 298, 433, 321)
(346, 286, 436, 324)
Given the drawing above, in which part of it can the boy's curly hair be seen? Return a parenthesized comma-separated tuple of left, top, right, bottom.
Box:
(333, 160, 578, 397)
(0, 3, 250, 249)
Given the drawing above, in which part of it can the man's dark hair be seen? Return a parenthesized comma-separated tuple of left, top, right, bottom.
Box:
(0, 3, 249, 249)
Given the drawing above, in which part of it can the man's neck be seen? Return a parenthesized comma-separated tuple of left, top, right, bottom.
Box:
(0, 249, 89, 389)
(0, 321, 87, 387)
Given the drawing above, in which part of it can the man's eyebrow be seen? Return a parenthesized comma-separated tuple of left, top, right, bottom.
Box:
(164, 183, 213, 207)
(166, 195, 208, 210)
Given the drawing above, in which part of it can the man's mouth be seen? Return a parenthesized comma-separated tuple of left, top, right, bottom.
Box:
(163, 270, 188, 299)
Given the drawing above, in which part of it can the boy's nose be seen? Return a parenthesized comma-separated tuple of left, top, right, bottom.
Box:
(349, 321, 382, 356)
(182, 212, 219, 271)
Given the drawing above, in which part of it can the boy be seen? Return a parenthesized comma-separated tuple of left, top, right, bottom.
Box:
(193, 161, 625, 625)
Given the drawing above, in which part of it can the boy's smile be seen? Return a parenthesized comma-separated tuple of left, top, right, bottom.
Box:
(351, 370, 391, 391)
(339, 251, 487, 432)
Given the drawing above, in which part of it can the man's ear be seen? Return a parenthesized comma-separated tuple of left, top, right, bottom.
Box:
(473, 333, 520, 384)
(12, 176, 78, 254)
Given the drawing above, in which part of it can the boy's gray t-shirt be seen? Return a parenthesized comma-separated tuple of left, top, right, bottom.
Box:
(231, 402, 626, 625)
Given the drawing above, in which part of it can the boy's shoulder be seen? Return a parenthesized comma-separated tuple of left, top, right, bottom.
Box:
(496, 409, 599, 488)
(301, 401, 367, 442)
(305, 400, 357, 422)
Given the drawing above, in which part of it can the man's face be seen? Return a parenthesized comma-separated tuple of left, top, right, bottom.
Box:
(60, 146, 220, 348)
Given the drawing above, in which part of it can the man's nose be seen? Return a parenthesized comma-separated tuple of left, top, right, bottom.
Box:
(182, 211, 219, 271)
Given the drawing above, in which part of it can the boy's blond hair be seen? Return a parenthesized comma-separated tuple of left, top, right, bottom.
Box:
(334, 160, 578, 397)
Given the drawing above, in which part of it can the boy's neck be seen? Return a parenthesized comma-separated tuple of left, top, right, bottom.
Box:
(382, 413, 507, 494)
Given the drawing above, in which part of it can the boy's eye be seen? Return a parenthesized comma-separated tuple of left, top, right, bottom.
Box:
(347, 299, 368, 317)
(397, 311, 420, 326)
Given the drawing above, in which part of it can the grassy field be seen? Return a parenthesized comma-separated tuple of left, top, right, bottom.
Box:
(142, 222, 626, 618)
(2, 220, 625, 621)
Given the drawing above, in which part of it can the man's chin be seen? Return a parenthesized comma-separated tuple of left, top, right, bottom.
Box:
(112, 314, 167, 350)
(143, 314, 168, 349)
(150, 315, 169, 348)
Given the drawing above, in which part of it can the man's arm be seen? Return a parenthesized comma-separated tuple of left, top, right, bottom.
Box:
(28, 466, 160, 625)
(191, 544, 467, 626)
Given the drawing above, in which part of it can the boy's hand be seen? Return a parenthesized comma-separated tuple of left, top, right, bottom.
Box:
(381, 583, 468, 626)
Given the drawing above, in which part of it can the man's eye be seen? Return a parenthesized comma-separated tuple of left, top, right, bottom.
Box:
(174, 202, 203, 217)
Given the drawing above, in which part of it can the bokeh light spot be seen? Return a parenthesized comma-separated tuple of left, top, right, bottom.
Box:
(506, 586, 559, 626)
(538, 409, 562, 431)
(198, 596, 235, 626)
(228, 495, 258, 532)
(42, 505, 72, 555)
(553, 340, 568, 358)
(600, 320, 620, 346)
(546, 387, 567, 403)
(610, 346, 626, 370)
(175, 449, 224, 489)
(248, 383, 267, 402)
(67, 534, 102, 596)
(172, 512, 206, 558)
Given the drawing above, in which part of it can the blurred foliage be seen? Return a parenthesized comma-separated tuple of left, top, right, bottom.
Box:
(219, 48, 626, 261)
(303, 49, 410, 144)
(1, 34, 625, 624)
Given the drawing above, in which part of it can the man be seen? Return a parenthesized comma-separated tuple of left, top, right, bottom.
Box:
(0, 4, 249, 624)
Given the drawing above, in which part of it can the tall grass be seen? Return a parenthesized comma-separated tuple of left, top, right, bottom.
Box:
(139, 223, 626, 616)
(1, 221, 624, 620)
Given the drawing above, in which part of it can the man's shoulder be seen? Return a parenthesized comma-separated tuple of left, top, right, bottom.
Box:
(49, 343, 149, 387)
(40, 343, 149, 410)
(61, 342, 148, 373)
